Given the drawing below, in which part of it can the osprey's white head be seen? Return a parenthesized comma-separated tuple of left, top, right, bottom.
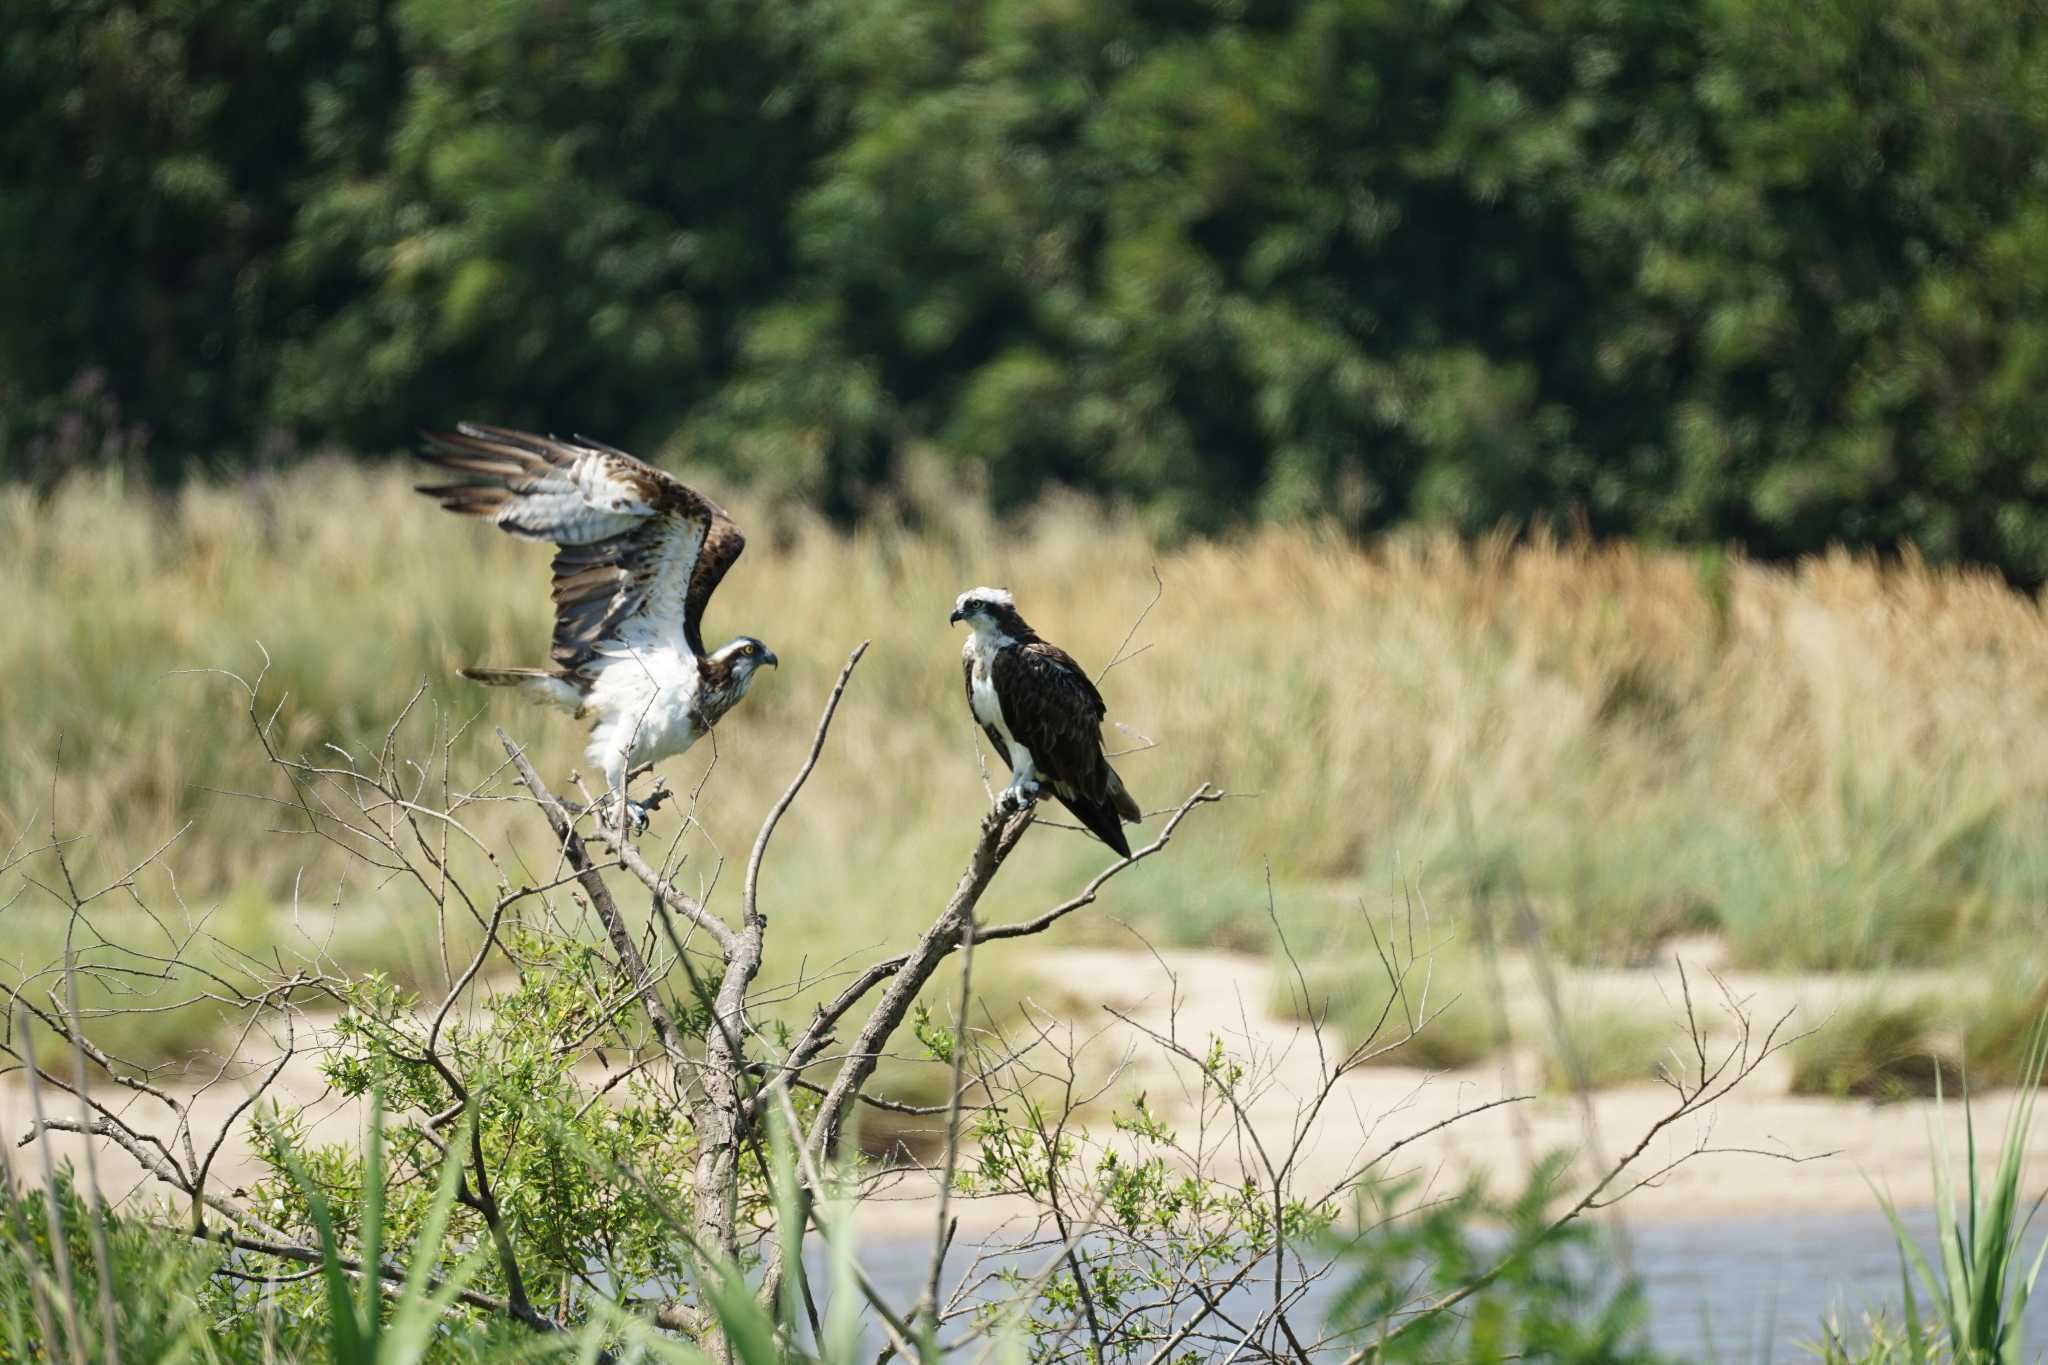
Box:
(949, 586, 1025, 644)
(951, 586, 1014, 614)
(701, 637, 778, 718)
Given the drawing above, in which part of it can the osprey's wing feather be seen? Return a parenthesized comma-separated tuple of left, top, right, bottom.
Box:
(989, 643, 1110, 801)
(990, 642, 1134, 855)
(684, 514, 747, 659)
(416, 423, 745, 671)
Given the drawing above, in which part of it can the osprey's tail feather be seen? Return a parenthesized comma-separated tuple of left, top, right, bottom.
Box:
(1056, 791, 1133, 859)
(1105, 764, 1142, 824)
(460, 667, 586, 716)
(1055, 761, 1141, 860)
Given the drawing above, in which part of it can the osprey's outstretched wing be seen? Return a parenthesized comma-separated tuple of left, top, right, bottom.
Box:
(416, 423, 745, 670)
(991, 642, 1137, 854)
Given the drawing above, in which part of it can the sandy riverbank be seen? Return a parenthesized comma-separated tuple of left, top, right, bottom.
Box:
(3, 943, 2036, 1236)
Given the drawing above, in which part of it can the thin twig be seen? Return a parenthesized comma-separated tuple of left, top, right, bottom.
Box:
(1096, 566, 1164, 682)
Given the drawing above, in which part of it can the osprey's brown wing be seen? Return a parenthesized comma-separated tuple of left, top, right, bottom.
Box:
(416, 423, 744, 672)
(682, 510, 746, 659)
(991, 642, 1133, 855)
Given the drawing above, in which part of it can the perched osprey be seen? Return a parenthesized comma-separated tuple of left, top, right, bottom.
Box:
(415, 423, 777, 829)
(950, 587, 1142, 857)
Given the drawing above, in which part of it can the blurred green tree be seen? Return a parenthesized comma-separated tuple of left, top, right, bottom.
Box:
(728, 0, 2048, 572)
(271, 0, 820, 458)
(0, 0, 400, 464)
(12, 0, 2048, 579)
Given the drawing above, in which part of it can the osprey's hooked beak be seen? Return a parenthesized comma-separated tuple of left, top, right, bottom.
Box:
(948, 607, 966, 625)
(760, 648, 779, 669)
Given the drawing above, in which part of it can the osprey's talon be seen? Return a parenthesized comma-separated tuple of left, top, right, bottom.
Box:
(598, 792, 651, 838)
(996, 783, 1040, 817)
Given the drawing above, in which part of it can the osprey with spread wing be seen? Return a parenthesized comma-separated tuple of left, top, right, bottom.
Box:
(415, 424, 776, 827)
(951, 587, 1142, 858)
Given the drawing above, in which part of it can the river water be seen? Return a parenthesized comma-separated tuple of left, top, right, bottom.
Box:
(838, 1204, 2048, 1362)
(1629, 1204, 2048, 1361)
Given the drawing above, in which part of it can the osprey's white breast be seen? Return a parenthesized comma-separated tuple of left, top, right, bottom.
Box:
(584, 643, 706, 779)
(969, 657, 1006, 737)
(964, 634, 1037, 781)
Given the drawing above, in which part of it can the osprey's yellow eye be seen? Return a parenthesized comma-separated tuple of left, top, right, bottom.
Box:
(741, 643, 755, 656)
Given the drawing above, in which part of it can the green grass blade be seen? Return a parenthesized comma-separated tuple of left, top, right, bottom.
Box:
(571, 1316, 612, 1365)
(1992, 1012, 2048, 1362)
(1978, 1112, 2020, 1358)
(821, 1193, 864, 1365)
(2016, 1180, 2048, 1336)
(701, 1261, 781, 1365)
(1926, 1065, 1974, 1358)
(574, 1302, 704, 1363)
(1978, 1061, 2031, 1360)
(766, 1101, 807, 1343)
(381, 1107, 486, 1365)
(359, 1090, 386, 1353)
(1880, 1185, 1946, 1338)
(274, 1133, 367, 1362)
(1898, 1234, 1929, 1365)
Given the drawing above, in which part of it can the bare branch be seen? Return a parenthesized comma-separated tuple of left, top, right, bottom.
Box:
(979, 785, 1225, 943)
(805, 804, 1034, 1168)
(499, 729, 689, 1062)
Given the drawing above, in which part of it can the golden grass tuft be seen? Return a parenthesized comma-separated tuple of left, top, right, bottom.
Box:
(1788, 995, 1960, 1100)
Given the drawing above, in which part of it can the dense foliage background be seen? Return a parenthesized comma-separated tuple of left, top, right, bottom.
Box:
(11, 0, 2048, 576)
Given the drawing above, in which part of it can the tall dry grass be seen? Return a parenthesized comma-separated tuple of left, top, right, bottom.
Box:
(7, 462, 2048, 1018)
